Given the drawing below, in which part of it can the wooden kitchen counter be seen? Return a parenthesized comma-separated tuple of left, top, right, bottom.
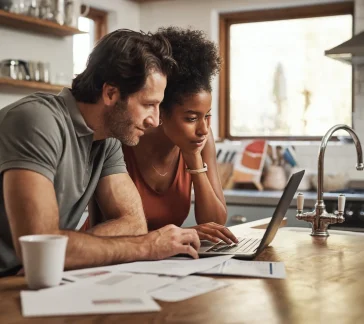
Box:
(1, 225, 364, 324)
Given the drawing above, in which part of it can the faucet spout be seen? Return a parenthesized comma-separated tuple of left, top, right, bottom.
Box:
(296, 124, 363, 237)
(318, 124, 363, 202)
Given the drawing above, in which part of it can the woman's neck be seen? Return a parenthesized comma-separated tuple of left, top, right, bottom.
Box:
(136, 127, 178, 161)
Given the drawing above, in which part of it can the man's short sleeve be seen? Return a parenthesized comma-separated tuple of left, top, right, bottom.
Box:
(0, 100, 63, 182)
(100, 138, 127, 178)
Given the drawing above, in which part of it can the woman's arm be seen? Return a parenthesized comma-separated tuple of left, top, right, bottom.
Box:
(182, 129, 228, 224)
(182, 130, 238, 244)
(191, 130, 227, 224)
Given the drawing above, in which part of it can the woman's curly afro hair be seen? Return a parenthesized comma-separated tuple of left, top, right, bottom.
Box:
(155, 27, 221, 115)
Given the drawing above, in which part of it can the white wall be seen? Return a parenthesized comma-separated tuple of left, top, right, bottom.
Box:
(2, 0, 364, 181)
(0, 0, 139, 108)
(84, 0, 140, 32)
(140, 0, 364, 181)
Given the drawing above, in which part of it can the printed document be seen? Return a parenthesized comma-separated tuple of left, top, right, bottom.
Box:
(63, 255, 233, 279)
(63, 265, 121, 281)
(199, 259, 286, 279)
(21, 286, 160, 317)
(47, 272, 178, 295)
(149, 275, 230, 302)
(113, 255, 233, 276)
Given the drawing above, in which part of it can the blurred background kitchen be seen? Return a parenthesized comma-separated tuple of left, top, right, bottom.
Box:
(1, 0, 364, 231)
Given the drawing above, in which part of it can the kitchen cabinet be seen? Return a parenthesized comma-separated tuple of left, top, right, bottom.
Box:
(183, 203, 311, 229)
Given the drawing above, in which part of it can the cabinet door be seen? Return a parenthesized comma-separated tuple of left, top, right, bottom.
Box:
(226, 205, 273, 226)
(182, 203, 311, 228)
(182, 204, 197, 227)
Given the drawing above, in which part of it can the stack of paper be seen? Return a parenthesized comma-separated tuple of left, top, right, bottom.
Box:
(63, 255, 233, 278)
(20, 255, 286, 317)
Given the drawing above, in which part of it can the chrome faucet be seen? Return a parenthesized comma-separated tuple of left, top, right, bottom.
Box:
(296, 124, 364, 237)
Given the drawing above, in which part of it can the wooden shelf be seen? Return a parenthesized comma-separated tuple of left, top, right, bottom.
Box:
(0, 9, 85, 37)
(0, 78, 67, 93)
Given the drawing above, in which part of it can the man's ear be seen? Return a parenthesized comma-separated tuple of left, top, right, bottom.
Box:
(102, 84, 120, 106)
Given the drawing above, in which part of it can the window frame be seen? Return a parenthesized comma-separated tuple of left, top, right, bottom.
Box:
(218, 2, 354, 141)
(81, 5, 108, 42)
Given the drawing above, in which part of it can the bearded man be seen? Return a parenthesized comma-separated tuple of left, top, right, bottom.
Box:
(0, 29, 200, 277)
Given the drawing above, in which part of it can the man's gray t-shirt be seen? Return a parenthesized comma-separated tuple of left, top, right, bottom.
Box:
(0, 88, 127, 275)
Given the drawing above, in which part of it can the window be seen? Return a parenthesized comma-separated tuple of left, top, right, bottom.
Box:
(219, 3, 353, 140)
(73, 6, 107, 76)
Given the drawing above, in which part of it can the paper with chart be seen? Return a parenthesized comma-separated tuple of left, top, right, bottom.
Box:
(199, 259, 286, 279)
(47, 272, 178, 295)
(21, 286, 160, 317)
(63, 255, 233, 279)
(149, 275, 230, 302)
(63, 264, 121, 282)
(112, 255, 233, 276)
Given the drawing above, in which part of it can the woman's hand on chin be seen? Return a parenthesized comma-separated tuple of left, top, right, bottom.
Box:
(181, 150, 204, 170)
(188, 222, 239, 245)
(180, 136, 208, 158)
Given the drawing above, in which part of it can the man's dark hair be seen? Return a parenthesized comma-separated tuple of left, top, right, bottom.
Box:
(155, 27, 221, 115)
(71, 29, 176, 103)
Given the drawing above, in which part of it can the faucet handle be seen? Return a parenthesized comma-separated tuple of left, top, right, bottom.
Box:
(338, 194, 346, 214)
(297, 193, 304, 211)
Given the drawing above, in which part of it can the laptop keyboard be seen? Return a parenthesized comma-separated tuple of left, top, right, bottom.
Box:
(206, 237, 261, 254)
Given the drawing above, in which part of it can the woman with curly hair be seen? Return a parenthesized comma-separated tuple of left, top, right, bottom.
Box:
(121, 27, 238, 245)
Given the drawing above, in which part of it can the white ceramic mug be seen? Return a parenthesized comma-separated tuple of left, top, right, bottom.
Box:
(19, 235, 68, 290)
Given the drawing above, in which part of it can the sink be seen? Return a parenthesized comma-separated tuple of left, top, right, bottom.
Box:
(280, 227, 364, 236)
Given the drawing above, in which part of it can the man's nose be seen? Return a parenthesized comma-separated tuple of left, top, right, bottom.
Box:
(145, 107, 160, 128)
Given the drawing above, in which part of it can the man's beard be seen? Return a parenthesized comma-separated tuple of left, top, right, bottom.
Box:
(104, 99, 140, 146)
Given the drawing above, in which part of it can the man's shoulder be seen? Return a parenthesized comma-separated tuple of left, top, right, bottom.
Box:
(105, 138, 121, 145)
(105, 138, 123, 150)
(0, 92, 67, 122)
(0, 92, 68, 138)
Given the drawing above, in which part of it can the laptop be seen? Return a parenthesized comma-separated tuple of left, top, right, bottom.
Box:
(198, 170, 305, 260)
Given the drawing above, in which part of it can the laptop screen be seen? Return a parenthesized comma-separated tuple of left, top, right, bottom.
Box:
(256, 170, 305, 253)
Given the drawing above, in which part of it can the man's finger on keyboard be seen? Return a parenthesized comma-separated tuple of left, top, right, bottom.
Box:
(181, 229, 200, 250)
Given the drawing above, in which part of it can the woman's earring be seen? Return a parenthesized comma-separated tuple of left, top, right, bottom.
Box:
(159, 119, 163, 126)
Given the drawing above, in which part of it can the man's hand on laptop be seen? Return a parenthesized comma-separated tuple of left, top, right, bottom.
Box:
(189, 222, 239, 245)
(145, 224, 201, 259)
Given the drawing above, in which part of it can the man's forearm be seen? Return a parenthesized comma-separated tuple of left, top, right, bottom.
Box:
(88, 216, 148, 236)
(59, 229, 149, 270)
(87, 197, 148, 236)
